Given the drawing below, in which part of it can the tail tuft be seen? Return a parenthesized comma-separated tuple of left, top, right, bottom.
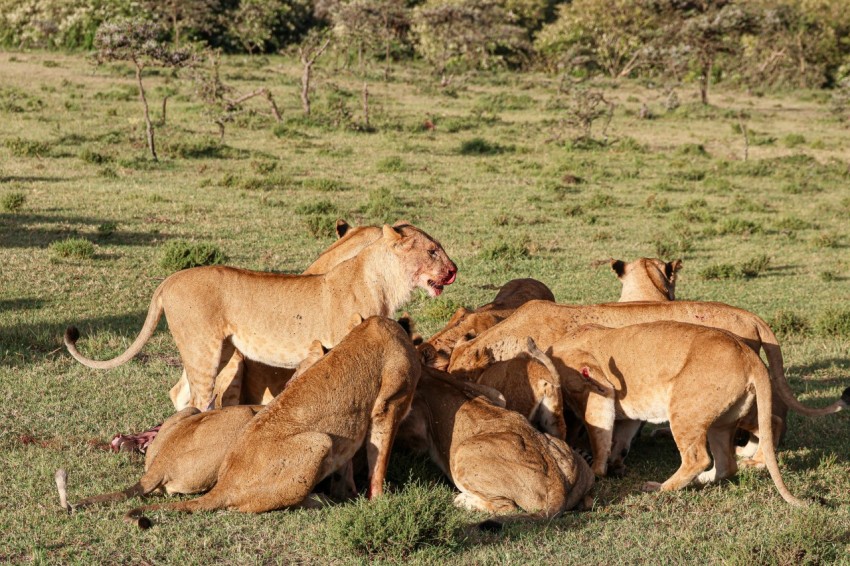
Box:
(841, 386, 850, 406)
(136, 516, 152, 530)
(65, 326, 80, 344)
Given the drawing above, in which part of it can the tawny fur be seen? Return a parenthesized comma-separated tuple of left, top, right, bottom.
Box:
(422, 278, 554, 371)
(448, 299, 848, 464)
(544, 321, 815, 506)
(611, 258, 682, 302)
(124, 317, 420, 524)
(66, 224, 454, 411)
(168, 219, 386, 410)
(396, 367, 593, 517)
(58, 405, 263, 511)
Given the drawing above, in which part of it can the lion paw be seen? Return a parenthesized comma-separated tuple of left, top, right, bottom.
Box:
(641, 481, 662, 492)
(738, 458, 766, 470)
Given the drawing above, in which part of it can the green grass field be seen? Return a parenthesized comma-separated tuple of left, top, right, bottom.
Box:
(1, 51, 849, 563)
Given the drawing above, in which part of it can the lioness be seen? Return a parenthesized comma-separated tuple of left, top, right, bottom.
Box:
(544, 321, 836, 506)
(423, 278, 554, 371)
(396, 366, 593, 517)
(66, 224, 455, 410)
(434, 338, 567, 440)
(611, 258, 681, 302)
(56, 404, 264, 513)
(122, 316, 419, 526)
(448, 299, 848, 458)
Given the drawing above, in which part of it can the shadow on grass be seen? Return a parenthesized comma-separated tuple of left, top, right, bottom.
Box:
(0, 175, 66, 183)
(0, 212, 166, 248)
(0, 310, 158, 362)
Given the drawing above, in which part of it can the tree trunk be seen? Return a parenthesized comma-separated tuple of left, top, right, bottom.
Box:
(301, 61, 312, 116)
(135, 62, 157, 161)
(699, 59, 711, 106)
(362, 83, 369, 129)
(160, 95, 169, 126)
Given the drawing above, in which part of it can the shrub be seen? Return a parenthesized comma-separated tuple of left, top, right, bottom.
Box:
(296, 200, 337, 216)
(79, 148, 111, 164)
(302, 178, 348, 192)
(770, 310, 810, 336)
(4, 138, 51, 157)
(481, 240, 530, 262)
(716, 218, 762, 236)
(458, 137, 511, 155)
(304, 214, 338, 239)
(587, 192, 617, 209)
(738, 254, 771, 278)
(50, 237, 95, 260)
(814, 309, 850, 338)
(1, 191, 26, 212)
(783, 133, 806, 148)
(376, 156, 407, 173)
(365, 188, 402, 222)
(700, 254, 770, 280)
(323, 482, 468, 560)
(160, 240, 226, 271)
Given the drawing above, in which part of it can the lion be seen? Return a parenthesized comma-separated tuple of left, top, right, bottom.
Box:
(448, 299, 848, 464)
(168, 219, 394, 410)
(118, 316, 420, 526)
(65, 224, 455, 410)
(542, 321, 842, 506)
(422, 278, 554, 371)
(396, 365, 593, 517)
(55, 404, 264, 514)
(611, 258, 682, 302)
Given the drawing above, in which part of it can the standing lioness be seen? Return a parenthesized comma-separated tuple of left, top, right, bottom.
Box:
(66, 224, 456, 410)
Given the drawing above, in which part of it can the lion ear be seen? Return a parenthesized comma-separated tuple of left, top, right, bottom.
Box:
(460, 381, 506, 408)
(418, 343, 438, 365)
(611, 259, 626, 278)
(381, 224, 402, 242)
(335, 219, 350, 239)
(447, 306, 470, 326)
(347, 313, 364, 332)
(666, 259, 683, 279)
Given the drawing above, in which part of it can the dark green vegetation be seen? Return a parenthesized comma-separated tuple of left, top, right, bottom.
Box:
(0, 51, 849, 563)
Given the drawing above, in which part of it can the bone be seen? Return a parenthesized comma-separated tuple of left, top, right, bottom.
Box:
(54, 468, 72, 513)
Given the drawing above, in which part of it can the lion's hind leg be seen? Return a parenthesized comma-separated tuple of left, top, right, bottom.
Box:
(643, 423, 711, 493)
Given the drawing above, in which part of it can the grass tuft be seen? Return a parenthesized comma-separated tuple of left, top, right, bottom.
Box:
(458, 137, 512, 155)
(4, 137, 51, 157)
(376, 156, 407, 173)
(323, 482, 468, 561)
(1, 191, 26, 212)
(49, 237, 94, 259)
(814, 308, 850, 338)
(700, 254, 770, 280)
(769, 310, 810, 336)
(365, 187, 402, 222)
(160, 240, 226, 272)
(481, 240, 530, 262)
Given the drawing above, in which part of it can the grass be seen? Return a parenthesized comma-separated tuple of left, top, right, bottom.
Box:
(1, 51, 850, 564)
(49, 237, 95, 259)
(159, 241, 227, 271)
(1, 191, 26, 211)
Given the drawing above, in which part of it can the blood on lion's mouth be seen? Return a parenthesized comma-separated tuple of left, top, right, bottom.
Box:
(428, 280, 445, 296)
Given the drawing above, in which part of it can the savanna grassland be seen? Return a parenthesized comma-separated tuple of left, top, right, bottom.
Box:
(1, 50, 849, 564)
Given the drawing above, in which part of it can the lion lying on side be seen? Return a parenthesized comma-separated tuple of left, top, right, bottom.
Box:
(396, 365, 593, 517)
(66, 224, 455, 411)
(543, 321, 837, 506)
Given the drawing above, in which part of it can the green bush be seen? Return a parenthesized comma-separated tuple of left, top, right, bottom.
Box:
(700, 254, 770, 280)
(769, 310, 810, 336)
(4, 138, 51, 157)
(296, 200, 337, 216)
(1, 191, 26, 212)
(50, 237, 95, 260)
(814, 309, 850, 338)
(79, 148, 111, 164)
(782, 133, 806, 148)
(160, 241, 226, 272)
(458, 137, 512, 155)
(323, 482, 468, 561)
(716, 218, 762, 236)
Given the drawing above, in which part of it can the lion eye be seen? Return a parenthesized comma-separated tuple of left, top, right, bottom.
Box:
(428, 249, 438, 257)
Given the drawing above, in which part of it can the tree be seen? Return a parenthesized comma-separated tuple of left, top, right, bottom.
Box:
(226, 0, 314, 54)
(94, 19, 192, 161)
(141, 0, 220, 47)
(297, 30, 332, 115)
(412, 0, 529, 79)
(331, 0, 410, 78)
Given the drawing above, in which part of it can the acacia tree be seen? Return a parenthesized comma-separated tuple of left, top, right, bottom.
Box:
(297, 30, 332, 115)
(331, 0, 410, 78)
(94, 19, 192, 161)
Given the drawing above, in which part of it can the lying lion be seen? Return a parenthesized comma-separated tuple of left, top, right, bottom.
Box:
(56, 404, 264, 514)
(398, 367, 593, 518)
(611, 258, 682, 302)
(448, 299, 848, 462)
(544, 321, 836, 506)
(122, 316, 420, 526)
(396, 366, 593, 517)
(66, 224, 455, 410)
(423, 278, 554, 371)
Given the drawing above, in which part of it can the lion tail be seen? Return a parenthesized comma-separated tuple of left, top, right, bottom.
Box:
(64, 282, 167, 370)
(755, 317, 849, 417)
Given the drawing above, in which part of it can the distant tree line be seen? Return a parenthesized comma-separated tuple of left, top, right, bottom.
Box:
(2, 0, 849, 92)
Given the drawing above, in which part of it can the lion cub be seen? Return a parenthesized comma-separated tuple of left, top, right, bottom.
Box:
(397, 366, 593, 517)
(123, 316, 420, 525)
(547, 321, 824, 506)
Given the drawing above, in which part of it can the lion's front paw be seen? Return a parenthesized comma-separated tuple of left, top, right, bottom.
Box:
(641, 481, 662, 492)
(738, 458, 766, 470)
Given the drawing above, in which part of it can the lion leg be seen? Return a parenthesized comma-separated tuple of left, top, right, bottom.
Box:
(453, 491, 518, 514)
(584, 393, 616, 476)
(214, 348, 245, 408)
(608, 419, 642, 477)
(739, 415, 783, 470)
(697, 426, 738, 485)
(365, 398, 409, 498)
(644, 426, 711, 493)
(169, 371, 192, 411)
(179, 339, 229, 411)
